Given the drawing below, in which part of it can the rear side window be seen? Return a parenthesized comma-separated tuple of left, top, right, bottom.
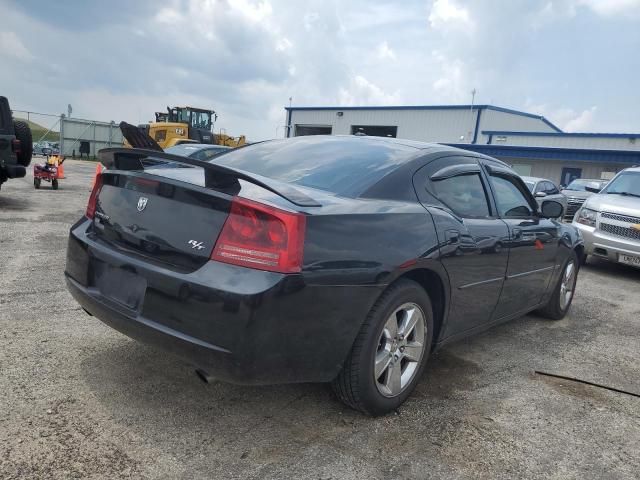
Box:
(545, 181, 560, 194)
(213, 136, 417, 196)
(489, 175, 534, 217)
(432, 174, 490, 217)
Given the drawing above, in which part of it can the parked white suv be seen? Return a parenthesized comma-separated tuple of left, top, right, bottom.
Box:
(573, 166, 640, 268)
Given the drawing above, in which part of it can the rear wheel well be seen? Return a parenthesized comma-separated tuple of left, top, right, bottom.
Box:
(396, 269, 446, 346)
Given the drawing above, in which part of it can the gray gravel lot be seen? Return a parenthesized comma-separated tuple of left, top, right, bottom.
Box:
(1, 159, 639, 479)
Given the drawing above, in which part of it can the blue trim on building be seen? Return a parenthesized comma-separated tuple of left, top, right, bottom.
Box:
(481, 130, 640, 139)
(446, 143, 640, 165)
(472, 108, 482, 144)
(285, 104, 562, 133)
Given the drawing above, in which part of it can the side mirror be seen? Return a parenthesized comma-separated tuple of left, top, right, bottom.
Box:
(535, 191, 547, 198)
(540, 200, 563, 219)
(585, 185, 601, 193)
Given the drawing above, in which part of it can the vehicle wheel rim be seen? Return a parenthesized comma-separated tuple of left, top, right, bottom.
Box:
(559, 261, 576, 310)
(374, 302, 426, 398)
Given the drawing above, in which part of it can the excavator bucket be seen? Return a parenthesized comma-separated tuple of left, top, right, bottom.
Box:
(119, 121, 163, 151)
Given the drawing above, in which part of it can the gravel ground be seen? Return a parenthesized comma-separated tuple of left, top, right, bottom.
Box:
(1, 159, 639, 479)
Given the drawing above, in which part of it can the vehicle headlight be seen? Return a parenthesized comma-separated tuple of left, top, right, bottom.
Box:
(575, 207, 597, 227)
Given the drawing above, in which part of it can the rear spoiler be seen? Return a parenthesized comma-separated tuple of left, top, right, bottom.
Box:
(97, 148, 321, 208)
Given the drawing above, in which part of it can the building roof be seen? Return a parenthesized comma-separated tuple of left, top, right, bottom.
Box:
(446, 143, 640, 165)
(285, 104, 563, 133)
(482, 130, 640, 139)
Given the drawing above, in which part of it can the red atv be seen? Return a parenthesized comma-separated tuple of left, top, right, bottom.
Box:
(33, 156, 64, 189)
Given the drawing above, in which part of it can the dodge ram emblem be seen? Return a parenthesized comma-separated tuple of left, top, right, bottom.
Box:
(137, 196, 148, 212)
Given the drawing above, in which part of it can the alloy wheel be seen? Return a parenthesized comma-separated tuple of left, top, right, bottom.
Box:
(374, 302, 426, 397)
(559, 260, 576, 310)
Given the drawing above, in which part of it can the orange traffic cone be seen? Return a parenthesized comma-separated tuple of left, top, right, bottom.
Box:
(57, 161, 65, 179)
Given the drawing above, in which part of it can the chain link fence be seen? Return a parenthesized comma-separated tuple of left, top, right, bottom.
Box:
(11, 110, 124, 159)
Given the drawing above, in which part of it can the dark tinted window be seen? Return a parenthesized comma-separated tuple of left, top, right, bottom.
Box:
(351, 125, 397, 138)
(490, 175, 534, 217)
(295, 125, 332, 136)
(213, 136, 418, 196)
(432, 173, 490, 217)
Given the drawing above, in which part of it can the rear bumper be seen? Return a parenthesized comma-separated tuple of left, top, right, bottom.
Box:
(65, 218, 382, 384)
(3, 164, 26, 178)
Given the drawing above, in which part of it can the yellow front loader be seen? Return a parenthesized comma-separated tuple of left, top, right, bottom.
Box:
(126, 106, 246, 149)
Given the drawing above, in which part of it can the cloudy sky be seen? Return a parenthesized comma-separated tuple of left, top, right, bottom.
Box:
(1, 0, 639, 140)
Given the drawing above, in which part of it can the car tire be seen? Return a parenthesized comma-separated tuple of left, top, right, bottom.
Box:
(13, 120, 33, 167)
(536, 250, 579, 320)
(34, 178, 41, 189)
(52, 178, 58, 190)
(331, 279, 434, 416)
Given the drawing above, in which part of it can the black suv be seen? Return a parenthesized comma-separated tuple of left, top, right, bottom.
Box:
(0, 96, 32, 190)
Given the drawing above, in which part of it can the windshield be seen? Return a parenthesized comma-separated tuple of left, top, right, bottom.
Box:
(602, 171, 640, 197)
(524, 181, 535, 192)
(191, 111, 211, 130)
(564, 179, 606, 191)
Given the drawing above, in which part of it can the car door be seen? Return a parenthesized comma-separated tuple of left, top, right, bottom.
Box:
(482, 162, 561, 319)
(414, 156, 510, 338)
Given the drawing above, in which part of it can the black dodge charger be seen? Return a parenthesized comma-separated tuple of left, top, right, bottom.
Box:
(65, 135, 583, 416)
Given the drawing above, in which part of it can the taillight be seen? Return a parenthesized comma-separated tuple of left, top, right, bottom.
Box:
(11, 139, 21, 154)
(212, 197, 306, 273)
(86, 173, 103, 219)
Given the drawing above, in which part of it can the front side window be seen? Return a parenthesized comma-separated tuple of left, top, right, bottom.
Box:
(490, 175, 534, 217)
(431, 173, 490, 217)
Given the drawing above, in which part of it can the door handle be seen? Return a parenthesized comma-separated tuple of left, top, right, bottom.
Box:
(444, 229, 460, 245)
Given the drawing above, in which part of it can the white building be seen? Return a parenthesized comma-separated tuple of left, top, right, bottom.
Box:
(285, 105, 640, 186)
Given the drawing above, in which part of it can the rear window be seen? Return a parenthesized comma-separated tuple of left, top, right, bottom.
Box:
(211, 136, 418, 196)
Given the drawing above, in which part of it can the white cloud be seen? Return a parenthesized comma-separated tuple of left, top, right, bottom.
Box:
(428, 0, 474, 30)
(338, 75, 401, 106)
(564, 106, 597, 131)
(0, 32, 34, 61)
(276, 37, 292, 51)
(154, 7, 182, 24)
(431, 50, 467, 102)
(376, 41, 396, 60)
(228, 0, 273, 23)
(526, 102, 598, 132)
(578, 0, 640, 16)
(2, 0, 639, 139)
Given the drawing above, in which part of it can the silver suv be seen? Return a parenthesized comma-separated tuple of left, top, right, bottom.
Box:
(573, 166, 640, 268)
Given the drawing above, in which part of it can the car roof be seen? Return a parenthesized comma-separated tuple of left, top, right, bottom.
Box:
(622, 166, 640, 173)
(520, 176, 547, 182)
(170, 144, 232, 150)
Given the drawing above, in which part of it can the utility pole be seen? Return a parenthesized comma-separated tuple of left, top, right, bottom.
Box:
(285, 96, 293, 138)
(468, 88, 477, 143)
